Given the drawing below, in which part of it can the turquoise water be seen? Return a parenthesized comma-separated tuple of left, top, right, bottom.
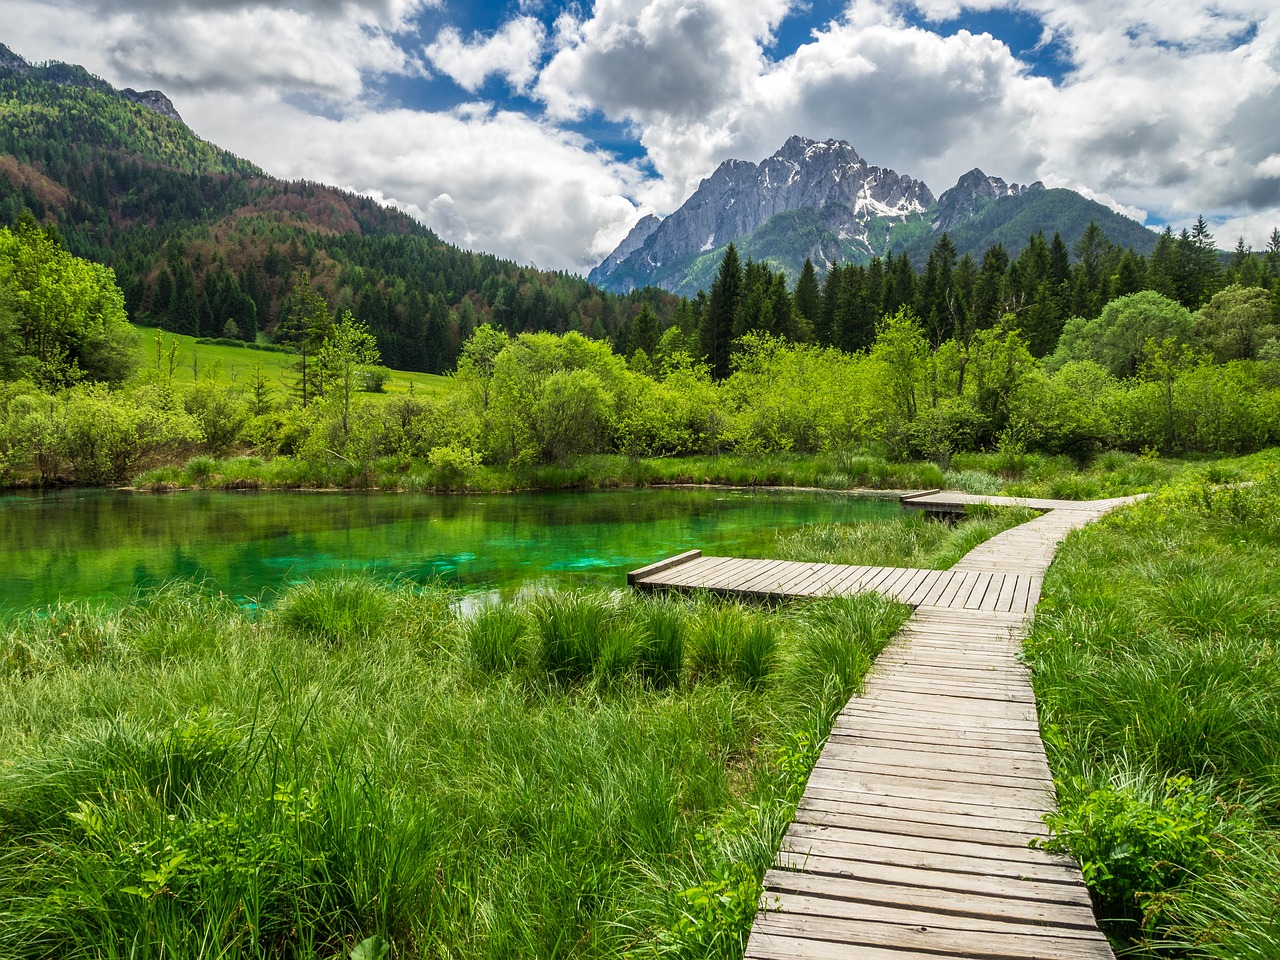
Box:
(0, 487, 901, 611)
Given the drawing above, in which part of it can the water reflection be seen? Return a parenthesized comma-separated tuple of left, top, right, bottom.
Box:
(2, 487, 901, 611)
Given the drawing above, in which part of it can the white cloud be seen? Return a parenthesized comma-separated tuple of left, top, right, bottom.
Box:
(4, 0, 429, 98)
(1258, 154, 1280, 179)
(537, 0, 794, 121)
(179, 93, 647, 271)
(425, 16, 547, 93)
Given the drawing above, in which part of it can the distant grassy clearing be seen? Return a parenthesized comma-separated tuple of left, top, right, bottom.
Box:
(129, 323, 450, 396)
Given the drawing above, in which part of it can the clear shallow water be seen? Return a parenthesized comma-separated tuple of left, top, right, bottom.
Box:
(0, 487, 902, 611)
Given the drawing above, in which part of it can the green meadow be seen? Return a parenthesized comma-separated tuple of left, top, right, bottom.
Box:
(130, 324, 451, 397)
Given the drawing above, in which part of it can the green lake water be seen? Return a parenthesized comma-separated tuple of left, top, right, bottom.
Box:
(0, 487, 902, 612)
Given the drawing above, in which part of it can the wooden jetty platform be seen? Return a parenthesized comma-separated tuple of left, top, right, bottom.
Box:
(629, 493, 1139, 960)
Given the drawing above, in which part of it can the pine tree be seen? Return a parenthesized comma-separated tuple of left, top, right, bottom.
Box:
(701, 243, 741, 379)
(1111, 249, 1145, 298)
(1145, 227, 1180, 299)
(275, 271, 333, 406)
(632, 302, 659, 357)
(1180, 214, 1221, 309)
(1071, 221, 1111, 318)
(793, 258, 821, 336)
(1048, 232, 1071, 287)
(917, 234, 957, 345)
(816, 262, 841, 347)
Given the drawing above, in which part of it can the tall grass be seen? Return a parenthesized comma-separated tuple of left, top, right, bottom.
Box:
(0, 577, 909, 959)
(1025, 468, 1280, 952)
(774, 504, 1039, 570)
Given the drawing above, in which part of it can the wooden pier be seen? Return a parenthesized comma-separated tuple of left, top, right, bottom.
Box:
(629, 493, 1139, 960)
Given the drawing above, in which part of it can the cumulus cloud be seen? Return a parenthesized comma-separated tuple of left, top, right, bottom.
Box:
(537, 0, 793, 121)
(35, 0, 432, 22)
(426, 16, 547, 93)
(5, 0, 428, 99)
(180, 93, 647, 270)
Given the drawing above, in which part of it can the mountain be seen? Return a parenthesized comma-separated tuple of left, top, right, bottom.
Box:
(592, 137, 1159, 296)
(932, 169, 1042, 231)
(591, 137, 934, 294)
(0, 43, 672, 373)
(901, 185, 1162, 265)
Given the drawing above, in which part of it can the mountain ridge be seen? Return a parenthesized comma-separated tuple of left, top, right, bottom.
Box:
(593, 136, 1158, 296)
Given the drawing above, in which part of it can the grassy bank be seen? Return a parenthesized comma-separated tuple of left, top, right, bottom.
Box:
(1025, 467, 1280, 954)
(132, 449, 1276, 498)
(0, 579, 909, 959)
(132, 325, 450, 397)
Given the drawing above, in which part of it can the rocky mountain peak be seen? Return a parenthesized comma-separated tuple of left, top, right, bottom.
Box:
(0, 42, 31, 74)
(589, 136, 933, 293)
(933, 168, 1043, 232)
(0, 42, 183, 125)
(121, 88, 183, 123)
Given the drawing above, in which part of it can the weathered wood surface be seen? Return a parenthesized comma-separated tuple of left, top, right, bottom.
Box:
(627, 492, 1140, 960)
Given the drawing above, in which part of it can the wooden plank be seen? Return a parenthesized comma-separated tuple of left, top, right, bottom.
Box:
(789, 805, 1051, 849)
(828, 730, 1049, 761)
(653, 554, 742, 587)
(746, 931, 950, 960)
(784, 562, 836, 597)
(818, 742, 1052, 781)
(627, 549, 700, 585)
(737, 559, 806, 595)
(776, 826, 1081, 884)
(801, 773, 1055, 814)
(795, 796, 1050, 836)
(748, 917, 1114, 960)
(716, 558, 783, 592)
(764, 870, 1101, 926)
(793, 807, 1048, 846)
(755, 897, 1112, 945)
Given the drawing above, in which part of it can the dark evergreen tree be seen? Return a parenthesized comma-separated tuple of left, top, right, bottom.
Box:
(1112, 248, 1145, 298)
(1145, 227, 1180, 300)
(701, 243, 741, 379)
(1048, 231, 1071, 287)
(632, 302, 659, 357)
(793, 257, 821, 339)
(1178, 215, 1221, 309)
(1071, 221, 1111, 318)
(916, 233, 956, 345)
(816, 262, 841, 347)
(884, 250, 916, 317)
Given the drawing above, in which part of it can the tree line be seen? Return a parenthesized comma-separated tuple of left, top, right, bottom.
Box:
(638, 218, 1280, 380)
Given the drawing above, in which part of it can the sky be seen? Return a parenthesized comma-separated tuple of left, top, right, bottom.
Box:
(5, 0, 1280, 273)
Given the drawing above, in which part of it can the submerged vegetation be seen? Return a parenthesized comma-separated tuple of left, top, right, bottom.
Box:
(1027, 470, 1280, 955)
(0, 579, 909, 959)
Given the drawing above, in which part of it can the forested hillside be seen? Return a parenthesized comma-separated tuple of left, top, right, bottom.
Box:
(0, 48, 676, 372)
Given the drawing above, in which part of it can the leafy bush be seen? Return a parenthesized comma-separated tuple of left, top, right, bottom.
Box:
(1039, 774, 1247, 931)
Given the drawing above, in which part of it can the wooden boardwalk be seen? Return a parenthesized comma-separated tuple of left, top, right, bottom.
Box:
(629, 493, 1139, 960)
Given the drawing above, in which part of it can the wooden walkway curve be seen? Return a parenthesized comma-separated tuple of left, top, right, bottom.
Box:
(629, 493, 1140, 960)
